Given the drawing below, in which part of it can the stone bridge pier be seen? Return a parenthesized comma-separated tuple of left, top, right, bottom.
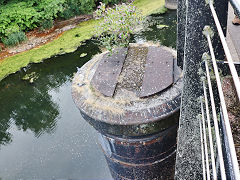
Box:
(72, 43, 182, 179)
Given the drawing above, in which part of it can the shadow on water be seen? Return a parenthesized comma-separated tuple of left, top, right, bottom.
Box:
(0, 10, 176, 179)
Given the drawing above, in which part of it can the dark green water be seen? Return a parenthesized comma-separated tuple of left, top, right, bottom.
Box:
(0, 11, 176, 179)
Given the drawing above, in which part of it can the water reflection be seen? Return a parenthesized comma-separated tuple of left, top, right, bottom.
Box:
(11, 87, 59, 137)
(0, 40, 100, 146)
(0, 72, 61, 145)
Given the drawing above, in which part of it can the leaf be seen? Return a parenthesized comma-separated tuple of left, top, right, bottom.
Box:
(80, 53, 87, 58)
(156, 24, 169, 29)
(22, 72, 38, 83)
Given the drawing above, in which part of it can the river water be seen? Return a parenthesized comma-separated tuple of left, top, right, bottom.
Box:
(0, 11, 176, 179)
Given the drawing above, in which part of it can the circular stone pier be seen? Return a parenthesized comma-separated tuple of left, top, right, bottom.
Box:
(72, 43, 182, 179)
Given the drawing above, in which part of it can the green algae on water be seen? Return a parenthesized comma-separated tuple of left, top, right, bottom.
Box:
(156, 24, 169, 29)
(22, 72, 38, 83)
(80, 53, 87, 58)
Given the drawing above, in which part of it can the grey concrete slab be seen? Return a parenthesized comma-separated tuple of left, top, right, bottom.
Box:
(91, 48, 128, 97)
(139, 47, 174, 97)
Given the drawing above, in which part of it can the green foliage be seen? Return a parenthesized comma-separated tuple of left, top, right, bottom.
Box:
(79, 0, 95, 14)
(94, 3, 144, 52)
(0, 1, 40, 37)
(0, 0, 126, 40)
(2, 31, 27, 47)
(60, 0, 81, 20)
(0, 0, 66, 38)
(60, 0, 96, 20)
(36, 0, 66, 20)
(102, 0, 126, 5)
(60, 9, 75, 20)
(40, 19, 54, 30)
(16, 31, 27, 42)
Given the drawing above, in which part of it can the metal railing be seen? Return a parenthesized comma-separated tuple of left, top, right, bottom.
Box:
(199, 1, 240, 179)
(175, 0, 240, 179)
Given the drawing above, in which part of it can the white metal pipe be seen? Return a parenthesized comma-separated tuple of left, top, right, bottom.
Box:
(206, 34, 240, 179)
(204, 60, 226, 180)
(200, 98, 210, 180)
(199, 103, 206, 180)
(202, 80, 217, 180)
(209, 2, 240, 102)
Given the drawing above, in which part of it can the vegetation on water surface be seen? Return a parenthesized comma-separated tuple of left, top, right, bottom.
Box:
(22, 72, 39, 83)
(94, 3, 144, 52)
(0, 0, 166, 81)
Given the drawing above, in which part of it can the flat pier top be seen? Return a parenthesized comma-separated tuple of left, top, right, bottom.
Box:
(72, 44, 182, 126)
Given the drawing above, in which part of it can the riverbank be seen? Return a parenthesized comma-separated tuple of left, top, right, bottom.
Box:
(0, 0, 165, 81)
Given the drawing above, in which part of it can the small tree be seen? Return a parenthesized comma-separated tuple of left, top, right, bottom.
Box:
(94, 3, 144, 52)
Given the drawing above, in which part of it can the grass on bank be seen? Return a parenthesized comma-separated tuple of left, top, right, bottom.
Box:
(0, 0, 165, 81)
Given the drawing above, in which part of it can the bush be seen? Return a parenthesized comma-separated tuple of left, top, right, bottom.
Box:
(2, 31, 27, 47)
(60, 0, 96, 20)
(60, 8, 75, 20)
(0, 0, 124, 40)
(60, 0, 81, 20)
(16, 31, 27, 42)
(0, 1, 40, 37)
(40, 19, 54, 30)
(94, 3, 144, 52)
(79, 0, 95, 14)
(102, 0, 125, 6)
(36, 0, 66, 20)
(0, 0, 66, 38)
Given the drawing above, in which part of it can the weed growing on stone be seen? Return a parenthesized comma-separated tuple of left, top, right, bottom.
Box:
(94, 3, 144, 52)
